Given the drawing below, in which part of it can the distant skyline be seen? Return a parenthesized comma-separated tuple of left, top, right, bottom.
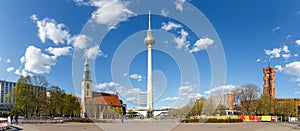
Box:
(1, 0, 300, 109)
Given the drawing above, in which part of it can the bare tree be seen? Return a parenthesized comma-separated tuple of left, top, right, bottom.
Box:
(233, 84, 260, 115)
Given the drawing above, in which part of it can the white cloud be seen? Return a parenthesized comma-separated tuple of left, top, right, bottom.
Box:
(161, 8, 169, 17)
(125, 97, 137, 102)
(286, 35, 292, 40)
(188, 93, 203, 99)
(264, 47, 281, 58)
(283, 61, 300, 77)
(204, 85, 236, 95)
(173, 29, 190, 49)
(85, 45, 105, 59)
(6, 67, 14, 72)
(294, 54, 299, 57)
(15, 69, 32, 77)
(275, 65, 283, 72)
(190, 37, 214, 53)
(71, 34, 92, 49)
(296, 40, 300, 46)
(282, 54, 291, 61)
(20, 56, 25, 64)
(256, 58, 261, 62)
(161, 22, 182, 31)
(31, 14, 71, 44)
(129, 74, 142, 81)
(6, 59, 11, 63)
(272, 26, 280, 33)
(179, 85, 193, 96)
(90, 0, 135, 29)
(22, 46, 56, 74)
(46, 46, 72, 57)
(0, 57, 1, 62)
(291, 77, 300, 82)
(123, 73, 128, 77)
(95, 82, 120, 89)
(174, 0, 186, 11)
(282, 45, 290, 53)
(161, 97, 178, 102)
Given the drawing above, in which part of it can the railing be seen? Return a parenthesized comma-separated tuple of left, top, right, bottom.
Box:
(20, 118, 64, 124)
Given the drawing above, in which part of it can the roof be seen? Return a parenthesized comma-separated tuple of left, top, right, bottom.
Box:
(85, 92, 122, 107)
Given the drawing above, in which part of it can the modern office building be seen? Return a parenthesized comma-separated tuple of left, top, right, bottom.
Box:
(0, 80, 16, 112)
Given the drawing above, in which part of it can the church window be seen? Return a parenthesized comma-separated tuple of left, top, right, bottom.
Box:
(87, 84, 89, 89)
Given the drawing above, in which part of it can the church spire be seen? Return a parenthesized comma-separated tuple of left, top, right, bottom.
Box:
(83, 56, 91, 81)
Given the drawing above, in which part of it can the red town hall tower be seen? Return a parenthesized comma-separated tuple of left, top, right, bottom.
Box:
(263, 64, 276, 98)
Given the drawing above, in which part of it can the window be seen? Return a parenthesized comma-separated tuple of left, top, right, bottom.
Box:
(87, 84, 89, 89)
(87, 91, 89, 96)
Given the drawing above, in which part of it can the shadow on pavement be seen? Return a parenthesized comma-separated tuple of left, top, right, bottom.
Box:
(7, 125, 23, 131)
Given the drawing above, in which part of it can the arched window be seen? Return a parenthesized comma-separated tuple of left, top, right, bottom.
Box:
(87, 83, 89, 89)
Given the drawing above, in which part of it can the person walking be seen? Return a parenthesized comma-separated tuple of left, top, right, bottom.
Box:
(10, 114, 14, 125)
(14, 114, 18, 125)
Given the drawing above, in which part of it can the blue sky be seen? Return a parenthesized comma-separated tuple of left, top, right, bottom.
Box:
(1, 0, 300, 109)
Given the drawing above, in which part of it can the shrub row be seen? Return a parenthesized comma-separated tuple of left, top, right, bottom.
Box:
(65, 118, 94, 123)
(181, 118, 243, 123)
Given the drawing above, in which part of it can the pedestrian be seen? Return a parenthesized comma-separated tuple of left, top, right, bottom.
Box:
(14, 114, 18, 125)
(10, 114, 14, 125)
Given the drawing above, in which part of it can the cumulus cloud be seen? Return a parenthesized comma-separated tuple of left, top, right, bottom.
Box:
(174, 0, 186, 11)
(275, 65, 283, 72)
(90, 0, 135, 29)
(95, 82, 120, 89)
(161, 22, 182, 31)
(129, 74, 142, 81)
(256, 58, 261, 62)
(264, 45, 291, 60)
(22, 46, 56, 74)
(85, 45, 105, 60)
(291, 77, 300, 82)
(190, 37, 214, 53)
(6, 67, 14, 72)
(272, 26, 280, 33)
(174, 29, 190, 49)
(296, 40, 300, 46)
(125, 97, 137, 102)
(282, 54, 291, 61)
(161, 97, 179, 102)
(179, 85, 193, 96)
(204, 85, 236, 95)
(294, 54, 299, 57)
(188, 93, 203, 99)
(15, 69, 32, 77)
(71, 34, 92, 49)
(6, 59, 11, 63)
(46, 46, 72, 57)
(31, 14, 71, 44)
(283, 61, 300, 77)
(264, 48, 281, 58)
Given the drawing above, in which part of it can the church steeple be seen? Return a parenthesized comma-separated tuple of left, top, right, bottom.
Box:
(83, 56, 91, 81)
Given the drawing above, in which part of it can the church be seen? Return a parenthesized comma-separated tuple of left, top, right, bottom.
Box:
(81, 57, 125, 119)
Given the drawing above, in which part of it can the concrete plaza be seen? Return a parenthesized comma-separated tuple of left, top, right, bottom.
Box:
(7, 121, 300, 131)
